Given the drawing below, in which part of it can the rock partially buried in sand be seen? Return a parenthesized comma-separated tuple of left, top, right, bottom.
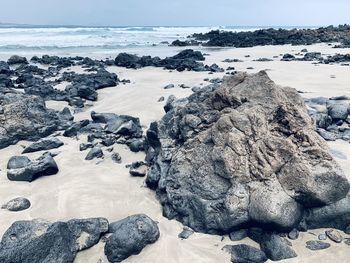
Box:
(178, 226, 194, 239)
(0, 218, 108, 263)
(305, 240, 331, 250)
(105, 214, 160, 262)
(259, 233, 297, 261)
(145, 71, 350, 235)
(223, 244, 267, 263)
(22, 137, 64, 153)
(85, 146, 103, 160)
(1, 197, 31, 211)
(7, 153, 59, 182)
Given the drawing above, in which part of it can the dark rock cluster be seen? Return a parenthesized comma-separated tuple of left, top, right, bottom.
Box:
(115, 49, 223, 72)
(305, 96, 350, 141)
(172, 25, 350, 47)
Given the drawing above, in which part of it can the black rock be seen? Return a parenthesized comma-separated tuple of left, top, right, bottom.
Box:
(0, 217, 108, 263)
(325, 229, 343, 243)
(229, 229, 248, 241)
(259, 233, 297, 261)
(171, 49, 205, 61)
(79, 143, 93, 151)
(7, 153, 59, 182)
(7, 55, 28, 65)
(305, 240, 331, 250)
(129, 161, 148, 177)
(85, 147, 103, 160)
(288, 229, 299, 240)
(223, 244, 267, 263)
(178, 227, 194, 239)
(22, 137, 64, 153)
(111, 152, 122, 163)
(1, 197, 31, 212)
(105, 214, 160, 262)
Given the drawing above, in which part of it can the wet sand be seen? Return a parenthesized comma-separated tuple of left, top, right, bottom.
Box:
(0, 44, 349, 262)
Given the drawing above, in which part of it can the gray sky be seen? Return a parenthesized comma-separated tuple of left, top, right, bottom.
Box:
(1, 0, 349, 26)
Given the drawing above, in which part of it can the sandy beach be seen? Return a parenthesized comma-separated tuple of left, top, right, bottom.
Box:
(0, 43, 350, 262)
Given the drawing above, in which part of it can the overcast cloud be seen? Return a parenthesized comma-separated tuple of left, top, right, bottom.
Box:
(1, 0, 349, 26)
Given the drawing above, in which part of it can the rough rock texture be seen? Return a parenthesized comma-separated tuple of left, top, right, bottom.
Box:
(145, 71, 349, 234)
(22, 137, 64, 153)
(0, 218, 108, 263)
(305, 240, 331, 250)
(1, 197, 31, 212)
(105, 214, 160, 262)
(259, 233, 297, 261)
(0, 92, 63, 149)
(223, 244, 267, 263)
(7, 153, 59, 182)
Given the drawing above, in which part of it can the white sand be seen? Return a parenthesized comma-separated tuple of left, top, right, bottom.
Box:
(0, 44, 350, 262)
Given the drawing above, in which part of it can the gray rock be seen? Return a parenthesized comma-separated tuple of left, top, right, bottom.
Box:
(7, 153, 59, 182)
(305, 240, 330, 250)
(229, 229, 248, 241)
(85, 147, 103, 160)
(345, 239, 350, 246)
(105, 214, 160, 262)
(1, 197, 31, 211)
(178, 227, 194, 239)
(79, 143, 93, 151)
(288, 229, 299, 240)
(328, 103, 349, 120)
(129, 161, 148, 177)
(0, 218, 108, 263)
(345, 225, 350, 234)
(259, 233, 297, 261)
(318, 233, 327, 240)
(66, 218, 109, 251)
(158, 96, 165, 102)
(0, 93, 62, 149)
(145, 71, 349, 234)
(7, 55, 28, 65)
(164, 84, 175, 89)
(325, 229, 343, 243)
(223, 244, 267, 263)
(111, 152, 122, 163)
(22, 137, 64, 153)
(7, 156, 31, 169)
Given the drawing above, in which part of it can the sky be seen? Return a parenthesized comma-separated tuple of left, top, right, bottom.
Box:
(1, 0, 350, 27)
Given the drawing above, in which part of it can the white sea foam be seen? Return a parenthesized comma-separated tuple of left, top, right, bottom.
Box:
(0, 26, 260, 50)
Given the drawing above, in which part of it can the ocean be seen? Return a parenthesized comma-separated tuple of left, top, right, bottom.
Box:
(0, 26, 312, 58)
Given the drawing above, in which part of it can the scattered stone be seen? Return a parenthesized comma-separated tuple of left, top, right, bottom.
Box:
(111, 152, 122, 163)
(164, 84, 175, 89)
(85, 147, 103, 160)
(318, 233, 327, 240)
(288, 229, 299, 240)
(229, 229, 248, 241)
(22, 137, 64, 153)
(178, 227, 194, 239)
(105, 214, 160, 262)
(158, 96, 165, 102)
(259, 233, 297, 261)
(129, 161, 148, 177)
(325, 229, 343, 243)
(305, 240, 331, 250)
(7, 55, 28, 65)
(1, 197, 31, 211)
(223, 244, 267, 263)
(79, 143, 93, 151)
(7, 153, 59, 182)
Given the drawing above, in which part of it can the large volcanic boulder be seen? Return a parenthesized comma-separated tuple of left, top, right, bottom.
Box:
(145, 71, 350, 234)
(0, 218, 108, 263)
(0, 92, 63, 149)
